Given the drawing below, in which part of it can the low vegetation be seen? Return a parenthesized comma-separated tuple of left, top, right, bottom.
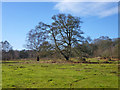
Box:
(2, 58, 118, 88)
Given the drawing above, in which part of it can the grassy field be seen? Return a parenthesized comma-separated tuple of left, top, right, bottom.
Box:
(2, 58, 118, 88)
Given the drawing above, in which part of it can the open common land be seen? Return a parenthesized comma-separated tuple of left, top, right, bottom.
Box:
(2, 58, 118, 88)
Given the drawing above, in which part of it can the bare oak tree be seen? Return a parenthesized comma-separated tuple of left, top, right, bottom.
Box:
(49, 14, 84, 60)
(26, 22, 48, 61)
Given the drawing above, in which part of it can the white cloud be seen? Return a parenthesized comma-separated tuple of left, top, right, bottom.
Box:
(98, 6, 118, 17)
(54, 1, 118, 18)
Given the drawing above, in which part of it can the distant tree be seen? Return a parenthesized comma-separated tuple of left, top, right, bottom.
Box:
(9, 50, 15, 59)
(14, 50, 20, 59)
(19, 49, 29, 59)
(1, 40, 14, 60)
(1, 40, 13, 52)
(49, 14, 84, 60)
(39, 41, 53, 58)
(93, 36, 113, 58)
(110, 38, 119, 58)
(73, 37, 94, 59)
(26, 22, 49, 61)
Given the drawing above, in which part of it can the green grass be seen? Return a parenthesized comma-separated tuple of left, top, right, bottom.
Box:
(2, 59, 118, 88)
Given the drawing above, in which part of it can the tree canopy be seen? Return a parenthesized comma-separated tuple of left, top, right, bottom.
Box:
(49, 14, 84, 60)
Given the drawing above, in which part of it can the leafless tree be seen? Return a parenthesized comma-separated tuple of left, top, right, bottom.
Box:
(1, 40, 14, 60)
(49, 14, 84, 60)
(1, 40, 13, 52)
(26, 22, 49, 61)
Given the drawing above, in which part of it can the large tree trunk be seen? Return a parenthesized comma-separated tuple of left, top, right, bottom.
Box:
(65, 56, 69, 61)
(59, 50, 69, 61)
(52, 32, 70, 61)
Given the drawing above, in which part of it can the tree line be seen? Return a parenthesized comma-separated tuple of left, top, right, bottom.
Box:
(1, 14, 119, 61)
(1, 36, 119, 61)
